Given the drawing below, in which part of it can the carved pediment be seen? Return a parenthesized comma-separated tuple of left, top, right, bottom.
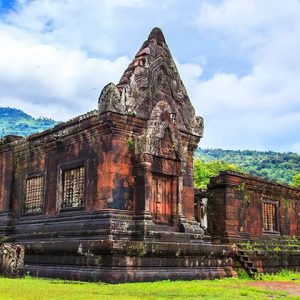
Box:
(137, 101, 181, 160)
(98, 27, 204, 138)
(160, 128, 176, 159)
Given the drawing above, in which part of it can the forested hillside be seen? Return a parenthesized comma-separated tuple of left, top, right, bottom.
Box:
(196, 148, 300, 185)
(0, 107, 57, 137)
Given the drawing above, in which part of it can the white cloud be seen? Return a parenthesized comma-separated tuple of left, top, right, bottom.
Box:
(196, 0, 300, 42)
(0, 0, 171, 119)
(4, 0, 149, 56)
(180, 0, 300, 152)
(0, 24, 129, 120)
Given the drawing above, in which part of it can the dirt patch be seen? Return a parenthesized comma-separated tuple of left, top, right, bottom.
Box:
(247, 281, 300, 296)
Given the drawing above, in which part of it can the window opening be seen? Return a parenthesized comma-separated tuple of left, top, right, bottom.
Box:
(263, 202, 277, 232)
(24, 176, 44, 213)
(61, 166, 85, 208)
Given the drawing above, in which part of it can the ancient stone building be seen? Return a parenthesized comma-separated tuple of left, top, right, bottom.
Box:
(196, 171, 300, 275)
(0, 28, 235, 282)
(198, 171, 300, 242)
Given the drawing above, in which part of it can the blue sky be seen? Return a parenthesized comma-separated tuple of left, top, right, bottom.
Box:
(0, 0, 300, 153)
(0, 0, 15, 12)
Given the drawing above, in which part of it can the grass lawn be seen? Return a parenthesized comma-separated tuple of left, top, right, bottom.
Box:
(1, 271, 300, 300)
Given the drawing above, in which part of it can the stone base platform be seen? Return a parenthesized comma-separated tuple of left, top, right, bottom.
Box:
(24, 240, 236, 283)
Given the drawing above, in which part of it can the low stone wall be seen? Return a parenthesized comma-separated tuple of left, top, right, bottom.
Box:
(237, 236, 300, 274)
(249, 250, 300, 273)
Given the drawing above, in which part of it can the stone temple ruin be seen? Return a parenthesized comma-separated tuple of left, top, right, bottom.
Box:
(0, 28, 235, 281)
(0, 28, 300, 281)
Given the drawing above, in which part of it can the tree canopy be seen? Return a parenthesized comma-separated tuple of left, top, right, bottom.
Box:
(291, 173, 300, 187)
(196, 148, 300, 185)
(194, 159, 241, 189)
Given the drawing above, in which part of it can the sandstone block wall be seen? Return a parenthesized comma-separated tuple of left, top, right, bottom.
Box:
(200, 171, 300, 242)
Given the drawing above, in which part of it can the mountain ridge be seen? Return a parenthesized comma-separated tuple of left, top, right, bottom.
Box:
(196, 148, 300, 185)
(0, 107, 57, 138)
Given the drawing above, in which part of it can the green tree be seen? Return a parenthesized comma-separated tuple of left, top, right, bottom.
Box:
(196, 148, 300, 185)
(291, 173, 300, 187)
(194, 159, 241, 189)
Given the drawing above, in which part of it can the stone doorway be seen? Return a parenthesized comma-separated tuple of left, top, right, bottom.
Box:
(150, 174, 174, 225)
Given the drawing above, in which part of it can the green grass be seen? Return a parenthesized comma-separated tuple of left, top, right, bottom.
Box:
(1, 272, 300, 300)
(259, 269, 300, 281)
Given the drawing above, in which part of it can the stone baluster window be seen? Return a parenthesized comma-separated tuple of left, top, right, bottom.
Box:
(24, 176, 44, 213)
(61, 166, 85, 208)
(263, 202, 277, 232)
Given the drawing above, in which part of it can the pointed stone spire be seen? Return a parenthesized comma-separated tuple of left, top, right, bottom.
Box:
(148, 27, 166, 43)
(98, 27, 203, 138)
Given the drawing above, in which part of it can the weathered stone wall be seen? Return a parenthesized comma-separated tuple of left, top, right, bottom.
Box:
(24, 240, 235, 282)
(0, 111, 202, 241)
(0, 111, 140, 240)
(202, 171, 300, 242)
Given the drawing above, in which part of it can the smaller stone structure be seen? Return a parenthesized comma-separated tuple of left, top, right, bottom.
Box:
(198, 171, 300, 242)
(196, 171, 300, 275)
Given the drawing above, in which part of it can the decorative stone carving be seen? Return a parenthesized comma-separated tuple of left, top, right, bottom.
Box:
(0, 243, 24, 277)
(194, 116, 204, 137)
(98, 82, 125, 114)
(138, 101, 181, 159)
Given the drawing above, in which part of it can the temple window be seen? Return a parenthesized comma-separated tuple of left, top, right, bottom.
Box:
(24, 176, 44, 213)
(61, 166, 85, 208)
(263, 202, 278, 232)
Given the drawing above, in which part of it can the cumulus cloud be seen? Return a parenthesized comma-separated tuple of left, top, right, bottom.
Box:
(0, 0, 185, 120)
(0, 0, 139, 120)
(0, 24, 129, 120)
(186, 0, 300, 151)
(5, 0, 145, 55)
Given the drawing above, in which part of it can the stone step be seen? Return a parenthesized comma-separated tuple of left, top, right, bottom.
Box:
(236, 248, 259, 278)
(240, 256, 249, 262)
